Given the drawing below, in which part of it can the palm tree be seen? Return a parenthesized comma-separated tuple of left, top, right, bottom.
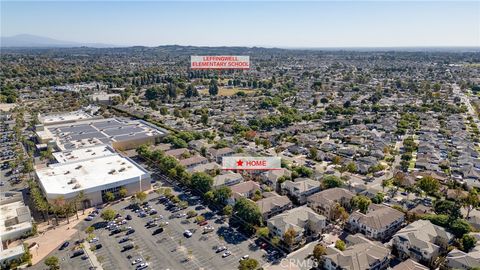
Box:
(52, 196, 67, 225)
(76, 191, 86, 215)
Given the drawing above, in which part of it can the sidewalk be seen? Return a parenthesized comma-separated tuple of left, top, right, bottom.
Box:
(84, 241, 104, 270)
(25, 210, 92, 265)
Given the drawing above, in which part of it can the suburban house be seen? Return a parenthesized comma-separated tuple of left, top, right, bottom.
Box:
(178, 155, 208, 169)
(188, 139, 210, 152)
(323, 234, 390, 270)
(282, 178, 320, 204)
(307, 188, 355, 220)
(165, 148, 189, 159)
(256, 192, 293, 220)
(446, 233, 480, 270)
(391, 259, 428, 270)
(347, 204, 405, 241)
(392, 220, 453, 265)
(212, 172, 243, 188)
(208, 147, 235, 163)
(229, 180, 261, 203)
(188, 162, 221, 173)
(262, 168, 292, 191)
(267, 206, 326, 250)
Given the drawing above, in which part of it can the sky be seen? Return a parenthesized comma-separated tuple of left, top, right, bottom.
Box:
(1, 1, 479, 47)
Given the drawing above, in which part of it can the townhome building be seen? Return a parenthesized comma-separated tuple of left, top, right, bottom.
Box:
(392, 220, 453, 266)
(307, 188, 355, 221)
(347, 204, 405, 241)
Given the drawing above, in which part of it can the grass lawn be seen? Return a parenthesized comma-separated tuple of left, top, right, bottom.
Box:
(408, 152, 417, 171)
(198, 87, 258, 96)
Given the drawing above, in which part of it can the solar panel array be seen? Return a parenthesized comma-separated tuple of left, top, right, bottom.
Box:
(48, 118, 165, 150)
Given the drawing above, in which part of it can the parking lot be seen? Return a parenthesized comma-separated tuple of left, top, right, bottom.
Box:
(76, 186, 268, 270)
(30, 238, 94, 270)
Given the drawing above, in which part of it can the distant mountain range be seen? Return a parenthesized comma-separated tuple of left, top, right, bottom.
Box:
(0, 34, 116, 48)
(1, 34, 479, 52)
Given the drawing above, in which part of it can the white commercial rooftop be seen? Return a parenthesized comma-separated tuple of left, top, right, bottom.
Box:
(36, 154, 148, 199)
(0, 192, 33, 242)
(39, 110, 95, 125)
(52, 144, 115, 163)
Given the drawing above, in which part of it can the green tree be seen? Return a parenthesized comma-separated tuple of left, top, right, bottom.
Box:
(331, 203, 349, 223)
(100, 209, 116, 222)
(309, 147, 318, 159)
(204, 190, 214, 202)
(335, 240, 346, 251)
(223, 205, 233, 217)
(118, 187, 128, 198)
(346, 162, 357, 173)
(284, 227, 297, 248)
(256, 227, 269, 238)
(135, 191, 147, 203)
(104, 191, 115, 202)
(44, 256, 60, 270)
(461, 234, 477, 252)
(213, 186, 232, 205)
(450, 219, 472, 238)
(371, 192, 385, 204)
(185, 84, 198, 98)
(322, 175, 343, 189)
(351, 195, 371, 214)
(416, 176, 440, 195)
(191, 172, 213, 193)
(271, 236, 281, 247)
(463, 189, 479, 218)
(201, 113, 209, 126)
(209, 79, 219, 96)
(234, 197, 262, 227)
(238, 258, 259, 270)
(312, 243, 326, 262)
(187, 210, 197, 218)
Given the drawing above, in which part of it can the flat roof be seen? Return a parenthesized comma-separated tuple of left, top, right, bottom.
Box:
(42, 118, 167, 150)
(39, 110, 95, 125)
(52, 144, 115, 163)
(0, 196, 32, 239)
(36, 154, 149, 198)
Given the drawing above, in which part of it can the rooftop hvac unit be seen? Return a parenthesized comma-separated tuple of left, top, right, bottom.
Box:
(68, 178, 77, 184)
(64, 171, 70, 175)
(75, 165, 82, 170)
(109, 169, 116, 174)
(73, 184, 81, 189)
(119, 167, 126, 172)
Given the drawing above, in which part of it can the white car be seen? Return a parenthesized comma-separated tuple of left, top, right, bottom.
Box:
(222, 251, 232, 258)
(216, 246, 227, 253)
(136, 262, 149, 269)
(88, 237, 99, 243)
(131, 258, 143, 265)
(240, 255, 249, 261)
(203, 225, 214, 233)
(184, 230, 193, 238)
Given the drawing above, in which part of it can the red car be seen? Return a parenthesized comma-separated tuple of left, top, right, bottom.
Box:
(198, 220, 208, 226)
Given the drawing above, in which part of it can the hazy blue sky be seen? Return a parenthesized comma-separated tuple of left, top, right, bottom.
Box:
(2, 1, 479, 47)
